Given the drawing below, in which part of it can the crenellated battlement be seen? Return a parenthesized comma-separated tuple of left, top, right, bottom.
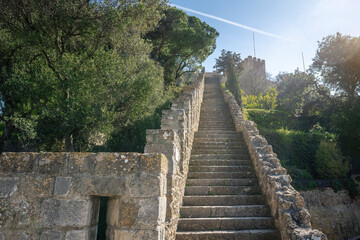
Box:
(241, 55, 266, 76)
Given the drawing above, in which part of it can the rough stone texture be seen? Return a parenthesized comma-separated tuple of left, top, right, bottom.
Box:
(300, 190, 360, 240)
(0, 177, 18, 198)
(53, 177, 71, 195)
(218, 73, 327, 240)
(145, 69, 205, 239)
(40, 230, 64, 240)
(0, 152, 168, 240)
(65, 230, 87, 240)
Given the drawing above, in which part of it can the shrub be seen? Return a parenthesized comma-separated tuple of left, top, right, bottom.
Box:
(241, 87, 278, 111)
(344, 178, 357, 199)
(315, 141, 351, 179)
(331, 179, 343, 192)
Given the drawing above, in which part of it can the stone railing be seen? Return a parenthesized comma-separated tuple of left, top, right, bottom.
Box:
(218, 75, 327, 240)
(0, 152, 167, 239)
(145, 69, 205, 239)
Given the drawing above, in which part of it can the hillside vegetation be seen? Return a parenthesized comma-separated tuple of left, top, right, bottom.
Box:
(0, 0, 218, 152)
(216, 34, 360, 196)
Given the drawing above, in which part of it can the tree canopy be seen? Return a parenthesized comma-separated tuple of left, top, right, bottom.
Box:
(214, 49, 242, 75)
(311, 33, 360, 102)
(0, 1, 218, 152)
(146, 7, 218, 86)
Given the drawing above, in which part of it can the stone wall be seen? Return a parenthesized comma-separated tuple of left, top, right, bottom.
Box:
(300, 190, 360, 240)
(218, 74, 327, 240)
(145, 70, 205, 240)
(0, 152, 167, 240)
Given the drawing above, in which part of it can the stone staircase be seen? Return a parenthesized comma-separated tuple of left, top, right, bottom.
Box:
(175, 75, 280, 240)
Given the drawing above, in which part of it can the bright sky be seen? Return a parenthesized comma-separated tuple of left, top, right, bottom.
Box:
(169, 0, 360, 77)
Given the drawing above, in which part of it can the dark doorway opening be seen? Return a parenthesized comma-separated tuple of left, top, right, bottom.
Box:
(97, 196, 109, 240)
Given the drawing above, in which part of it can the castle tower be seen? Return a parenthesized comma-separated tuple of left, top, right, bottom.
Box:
(238, 56, 267, 95)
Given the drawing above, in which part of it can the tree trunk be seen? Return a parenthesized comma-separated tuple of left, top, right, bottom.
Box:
(64, 133, 73, 152)
(0, 122, 14, 152)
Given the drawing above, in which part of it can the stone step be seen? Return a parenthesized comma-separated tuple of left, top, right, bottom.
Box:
(199, 116, 232, 120)
(200, 107, 229, 110)
(176, 77, 280, 239)
(177, 217, 275, 231)
(193, 142, 245, 147)
(186, 178, 257, 186)
(198, 123, 236, 128)
(176, 229, 281, 240)
(199, 115, 231, 117)
(192, 146, 247, 151)
(193, 142, 247, 149)
(191, 154, 250, 160)
(200, 111, 229, 114)
(189, 160, 251, 166)
(185, 186, 261, 195)
(180, 205, 271, 218)
(189, 166, 252, 172)
(198, 124, 234, 127)
(197, 128, 236, 131)
(194, 136, 243, 142)
(194, 133, 242, 138)
(193, 139, 245, 144)
(199, 122, 234, 125)
(187, 172, 256, 179)
(191, 150, 248, 155)
(183, 195, 266, 206)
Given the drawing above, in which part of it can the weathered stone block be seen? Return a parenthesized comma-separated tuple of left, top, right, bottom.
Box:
(3, 231, 39, 240)
(68, 153, 97, 173)
(107, 197, 139, 228)
(0, 177, 18, 198)
(95, 153, 139, 175)
(106, 197, 167, 230)
(40, 230, 64, 240)
(40, 199, 91, 227)
(65, 230, 87, 240)
(139, 153, 167, 176)
(127, 173, 166, 198)
(107, 227, 165, 240)
(77, 176, 127, 196)
(0, 199, 40, 228)
(19, 176, 54, 198)
(38, 153, 68, 174)
(53, 177, 71, 195)
(137, 197, 166, 228)
(0, 152, 38, 173)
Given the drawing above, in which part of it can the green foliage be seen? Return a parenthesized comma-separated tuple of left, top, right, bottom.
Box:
(214, 49, 242, 75)
(276, 70, 326, 118)
(309, 123, 336, 142)
(241, 87, 278, 110)
(315, 141, 351, 179)
(225, 65, 242, 107)
(258, 128, 324, 175)
(344, 178, 357, 199)
(146, 7, 218, 86)
(0, 0, 170, 151)
(311, 32, 360, 99)
(331, 179, 343, 193)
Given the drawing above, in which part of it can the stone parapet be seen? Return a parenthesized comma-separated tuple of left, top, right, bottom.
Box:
(0, 152, 167, 240)
(145, 69, 205, 239)
(218, 74, 327, 240)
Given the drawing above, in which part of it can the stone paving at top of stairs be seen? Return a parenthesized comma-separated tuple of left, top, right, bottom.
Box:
(175, 75, 280, 240)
